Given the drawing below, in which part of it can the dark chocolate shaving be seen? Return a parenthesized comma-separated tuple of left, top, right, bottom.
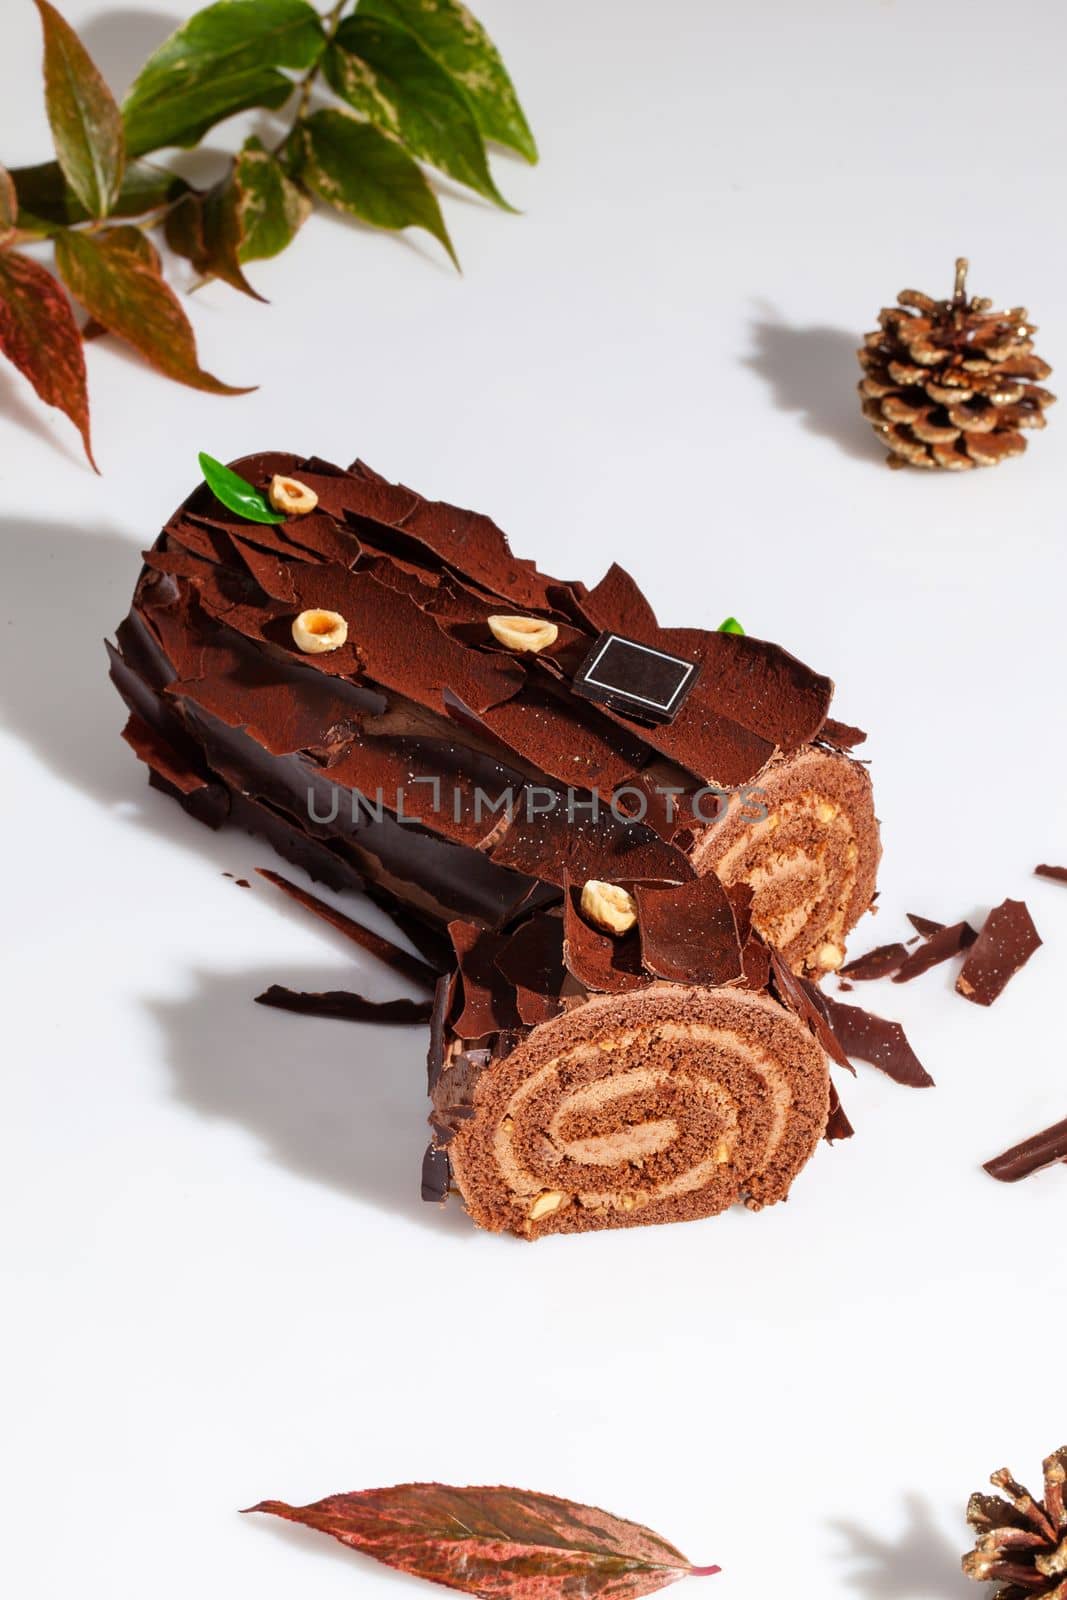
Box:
(907, 913, 945, 936)
(892, 920, 977, 982)
(956, 898, 1042, 1007)
(255, 986, 432, 1023)
(819, 718, 867, 749)
(636, 875, 743, 986)
(769, 954, 852, 1072)
(819, 995, 934, 1088)
(984, 1116, 1067, 1182)
(838, 941, 908, 980)
(421, 1141, 452, 1201)
(1035, 864, 1067, 885)
(825, 1080, 855, 1142)
(256, 869, 438, 989)
(448, 921, 523, 1038)
(494, 913, 566, 1026)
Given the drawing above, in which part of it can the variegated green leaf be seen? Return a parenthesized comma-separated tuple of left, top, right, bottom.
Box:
(326, 16, 511, 208)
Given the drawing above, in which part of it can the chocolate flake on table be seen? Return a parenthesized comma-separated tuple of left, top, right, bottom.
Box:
(256, 869, 439, 989)
(820, 994, 934, 1087)
(255, 986, 433, 1024)
(907, 913, 945, 936)
(984, 1115, 1067, 1182)
(1035, 863, 1067, 884)
(892, 919, 977, 982)
(956, 898, 1042, 1006)
(839, 941, 909, 980)
(571, 630, 701, 725)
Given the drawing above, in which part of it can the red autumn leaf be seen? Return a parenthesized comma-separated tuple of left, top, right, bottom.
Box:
(53, 224, 253, 395)
(0, 163, 16, 246)
(248, 1483, 721, 1598)
(33, 0, 125, 220)
(0, 247, 95, 468)
(164, 174, 265, 303)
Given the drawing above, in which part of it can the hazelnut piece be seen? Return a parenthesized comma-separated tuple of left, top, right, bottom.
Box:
(269, 475, 319, 515)
(528, 1190, 565, 1221)
(487, 615, 559, 653)
(580, 879, 638, 936)
(815, 941, 845, 971)
(292, 608, 348, 654)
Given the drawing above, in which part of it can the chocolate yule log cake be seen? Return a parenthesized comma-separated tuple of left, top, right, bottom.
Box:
(109, 451, 884, 1237)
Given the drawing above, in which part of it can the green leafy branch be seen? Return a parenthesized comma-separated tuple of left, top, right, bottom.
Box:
(0, 0, 536, 469)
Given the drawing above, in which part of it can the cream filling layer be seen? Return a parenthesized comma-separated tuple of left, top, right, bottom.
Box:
(490, 1024, 794, 1218)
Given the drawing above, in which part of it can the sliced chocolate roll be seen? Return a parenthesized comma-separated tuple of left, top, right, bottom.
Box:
(429, 892, 831, 1238)
(689, 746, 881, 976)
(109, 452, 879, 973)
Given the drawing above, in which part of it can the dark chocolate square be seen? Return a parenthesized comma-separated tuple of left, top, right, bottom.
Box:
(572, 631, 699, 724)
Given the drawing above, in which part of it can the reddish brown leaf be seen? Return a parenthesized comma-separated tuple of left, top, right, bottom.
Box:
(0, 248, 95, 468)
(33, 0, 125, 219)
(164, 173, 266, 302)
(248, 1483, 721, 1598)
(0, 164, 16, 245)
(53, 224, 253, 395)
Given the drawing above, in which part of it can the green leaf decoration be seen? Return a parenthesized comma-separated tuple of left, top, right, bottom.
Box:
(717, 617, 745, 635)
(232, 137, 311, 263)
(33, 0, 125, 219)
(54, 224, 254, 395)
(292, 109, 458, 268)
(164, 175, 264, 301)
(122, 0, 325, 159)
(0, 164, 17, 247)
(198, 451, 285, 523)
(326, 17, 511, 209)
(358, 0, 537, 163)
(9, 158, 188, 231)
(0, 248, 95, 467)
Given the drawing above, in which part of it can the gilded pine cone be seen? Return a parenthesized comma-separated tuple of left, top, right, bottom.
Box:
(859, 258, 1055, 469)
(963, 1448, 1067, 1599)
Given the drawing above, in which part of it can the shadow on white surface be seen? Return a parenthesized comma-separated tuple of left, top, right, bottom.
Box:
(745, 313, 884, 464)
(147, 964, 471, 1233)
(0, 370, 89, 468)
(0, 515, 143, 804)
(78, 7, 182, 98)
(832, 1495, 972, 1600)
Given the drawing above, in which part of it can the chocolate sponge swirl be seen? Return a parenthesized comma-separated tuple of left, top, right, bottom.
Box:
(109, 451, 879, 971)
(427, 886, 831, 1238)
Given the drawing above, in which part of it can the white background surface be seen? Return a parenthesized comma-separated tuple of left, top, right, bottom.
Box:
(2, 2, 1066, 1595)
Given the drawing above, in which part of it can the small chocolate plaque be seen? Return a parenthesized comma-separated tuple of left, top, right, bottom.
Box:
(572, 631, 699, 724)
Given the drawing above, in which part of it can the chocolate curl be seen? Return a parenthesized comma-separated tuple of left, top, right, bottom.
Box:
(255, 987, 432, 1024)
(256, 869, 439, 989)
(984, 1116, 1067, 1182)
(1035, 864, 1067, 885)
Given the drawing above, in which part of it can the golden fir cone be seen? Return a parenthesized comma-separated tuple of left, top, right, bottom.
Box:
(962, 1446, 1067, 1599)
(859, 258, 1055, 469)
